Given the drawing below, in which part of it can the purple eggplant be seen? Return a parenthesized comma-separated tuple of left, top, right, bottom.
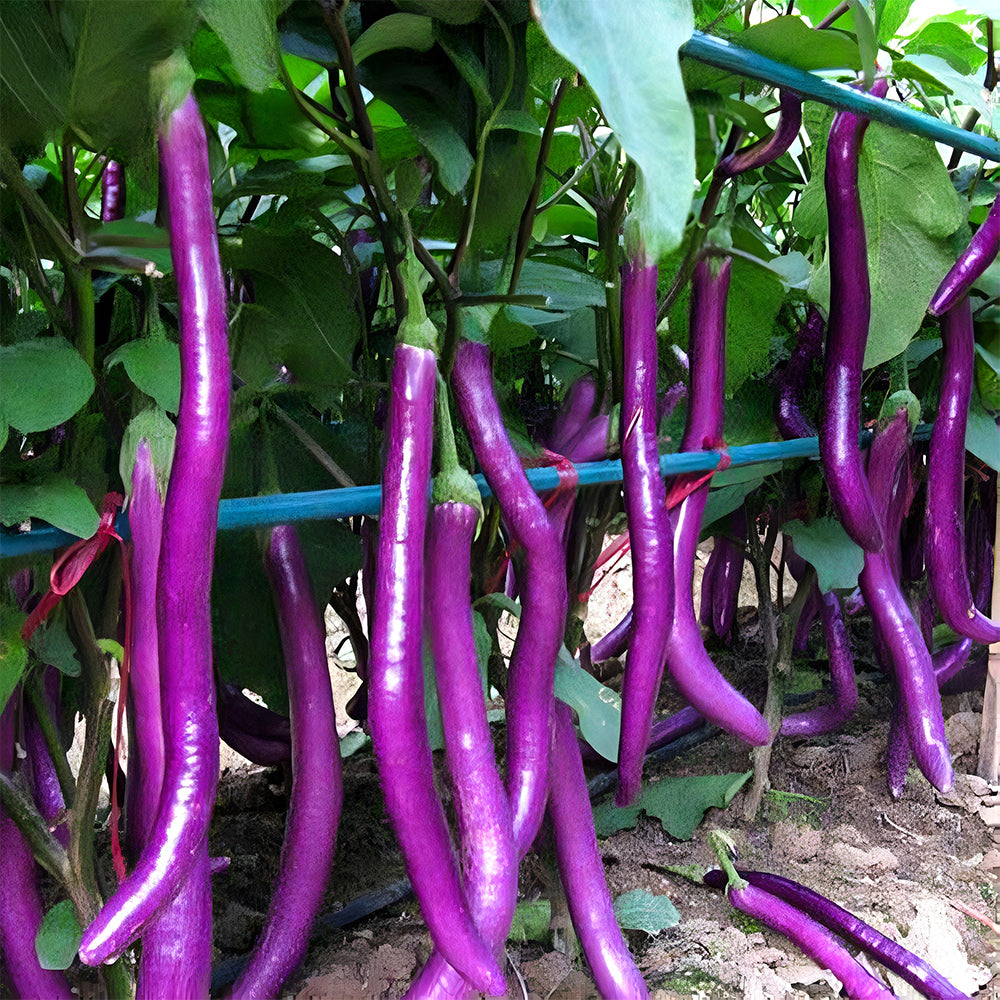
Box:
(79, 92, 231, 968)
(776, 307, 825, 441)
(717, 90, 803, 178)
(819, 80, 889, 554)
(925, 295, 1000, 643)
(661, 258, 771, 750)
(370, 338, 504, 997)
(228, 526, 343, 999)
(616, 254, 676, 806)
(405, 501, 517, 999)
(704, 868, 970, 998)
(549, 701, 649, 999)
(928, 192, 999, 316)
(451, 339, 568, 858)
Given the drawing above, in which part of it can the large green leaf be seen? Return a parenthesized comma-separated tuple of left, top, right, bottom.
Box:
(64, 0, 193, 157)
(797, 112, 965, 370)
(352, 13, 435, 65)
(196, 0, 280, 92)
(784, 516, 865, 592)
(534, 0, 695, 258)
(614, 889, 681, 934)
(554, 647, 621, 763)
(0, 1, 72, 154)
(105, 339, 181, 415)
(1, 475, 100, 539)
(906, 19, 987, 76)
(593, 770, 751, 840)
(683, 17, 861, 95)
(35, 901, 82, 971)
(227, 227, 361, 409)
(0, 338, 94, 434)
(725, 256, 786, 397)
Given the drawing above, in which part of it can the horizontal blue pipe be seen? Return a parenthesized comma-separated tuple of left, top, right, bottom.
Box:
(0, 422, 940, 558)
(1, 437, 825, 557)
(682, 31, 1000, 162)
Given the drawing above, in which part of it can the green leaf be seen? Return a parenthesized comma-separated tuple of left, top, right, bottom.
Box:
(196, 0, 280, 92)
(30, 619, 81, 678)
(848, 0, 878, 89)
(507, 898, 552, 943)
(702, 479, 764, 530)
(685, 17, 861, 94)
(594, 770, 751, 840)
(799, 115, 965, 369)
(554, 646, 621, 763)
(96, 638, 125, 662)
(592, 797, 642, 837)
(613, 889, 681, 934)
(105, 339, 181, 415)
(907, 20, 987, 77)
(65, 0, 194, 158)
(482, 258, 605, 320)
(966, 393, 999, 471)
(226, 227, 361, 409)
(35, 900, 82, 971)
(397, 0, 484, 24)
(534, 0, 695, 257)
(352, 13, 435, 65)
(491, 110, 541, 136)
(90, 220, 173, 276)
(0, 606, 28, 713)
(0, 1, 72, 153)
(725, 255, 785, 396)
(0, 338, 95, 434)
(1, 476, 99, 539)
(784, 516, 865, 592)
(876, 0, 913, 44)
(640, 771, 751, 839)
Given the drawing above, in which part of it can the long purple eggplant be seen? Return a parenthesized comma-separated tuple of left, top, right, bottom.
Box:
(661, 258, 771, 750)
(819, 79, 889, 554)
(370, 339, 504, 996)
(549, 701, 649, 999)
(406, 501, 517, 999)
(228, 525, 343, 999)
(925, 295, 1000, 643)
(717, 90, 803, 178)
(451, 339, 567, 858)
(860, 410, 953, 792)
(124, 438, 213, 1000)
(724, 881, 894, 999)
(928, 192, 999, 316)
(101, 159, 125, 222)
(711, 509, 747, 642)
(616, 254, 676, 806)
(79, 92, 230, 967)
(780, 591, 858, 736)
(1, 697, 75, 1000)
(776, 307, 825, 441)
(217, 682, 292, 766)
(704, 868, 970, 998)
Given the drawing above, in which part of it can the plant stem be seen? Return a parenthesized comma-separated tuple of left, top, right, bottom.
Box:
(0, 772, 71, 882)
(25, 673, 77, 805)
(269, 402, 357, 488)
(510, 78, 569, 294)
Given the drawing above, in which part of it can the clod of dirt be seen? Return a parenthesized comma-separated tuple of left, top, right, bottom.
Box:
(769, 819, 822, 862)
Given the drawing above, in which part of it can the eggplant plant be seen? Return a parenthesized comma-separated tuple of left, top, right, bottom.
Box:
(0, 1, 995, 996)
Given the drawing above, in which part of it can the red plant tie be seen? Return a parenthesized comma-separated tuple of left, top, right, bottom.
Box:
(664, 438, 730, 509)
(18, 493, 132, 880)
(20, 494, 126, 643)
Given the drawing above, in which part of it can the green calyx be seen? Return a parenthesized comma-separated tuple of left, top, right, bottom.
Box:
(708, 830, 747, 892)
(398, 246, 439, 353)
(432, 376, 483, 520)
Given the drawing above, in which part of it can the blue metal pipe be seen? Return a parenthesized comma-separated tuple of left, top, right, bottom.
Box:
(681, 31, 1000, 162)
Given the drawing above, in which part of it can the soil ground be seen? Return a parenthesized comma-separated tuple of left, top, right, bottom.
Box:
(200, 539, 1000, 1000)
